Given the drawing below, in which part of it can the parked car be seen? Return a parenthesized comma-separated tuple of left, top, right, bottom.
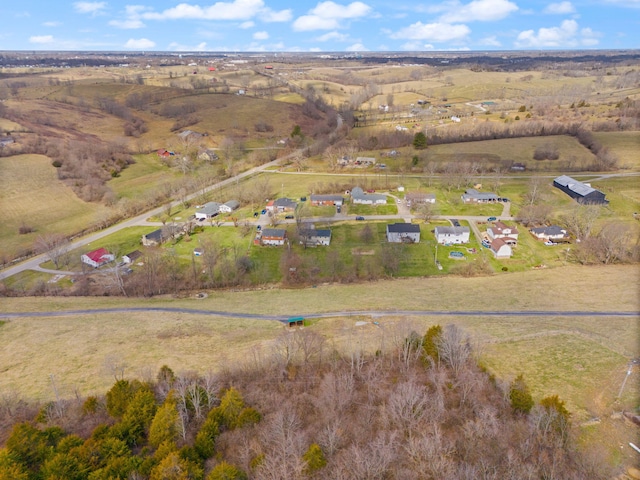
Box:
(336, 206, 341, 213)
(285, 215, 294, 219)
(261, 209, 267, 215)
(451, 218, 461, 227)
(356, 216, 365, 221)
(253, 212, 259, 217)
(487, 216, 497, 222)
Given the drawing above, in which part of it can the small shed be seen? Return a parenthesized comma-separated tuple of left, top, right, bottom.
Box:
(287, 317, 304, 327)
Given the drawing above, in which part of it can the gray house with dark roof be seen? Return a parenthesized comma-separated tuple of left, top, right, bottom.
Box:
(386, 223, 421, 243)
(434, 226, 470, 244)
(351, 187, 387, 205)
(461, 188, 498, 203)
(195, 202, 221, 219)
(553, 175, 608, 205)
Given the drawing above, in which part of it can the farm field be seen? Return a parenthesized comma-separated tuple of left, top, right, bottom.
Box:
(1, 264, 637, 418)
(0, 154, 111, 260)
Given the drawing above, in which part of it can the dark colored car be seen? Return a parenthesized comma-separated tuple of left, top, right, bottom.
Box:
(261, 209, 267, 215)
(487, 216, 497, 222)
(451, 219, 461, 227)
(356, 216, 365, 221)
(285, 215, 294, 219)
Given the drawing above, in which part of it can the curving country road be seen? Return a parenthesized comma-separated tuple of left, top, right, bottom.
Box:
(1, 307, 637, 322)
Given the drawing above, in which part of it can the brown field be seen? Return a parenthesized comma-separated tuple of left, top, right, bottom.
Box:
(0, 154, 111, 258)
(1, 265, 637, 416)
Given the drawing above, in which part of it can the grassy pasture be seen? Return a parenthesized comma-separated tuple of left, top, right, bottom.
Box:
(0, 154, 110, 259)
(593, 131, 640, 170)
(1, 264, 636, 418)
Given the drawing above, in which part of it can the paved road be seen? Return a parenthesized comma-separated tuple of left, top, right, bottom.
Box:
(1, 307, 637, 322)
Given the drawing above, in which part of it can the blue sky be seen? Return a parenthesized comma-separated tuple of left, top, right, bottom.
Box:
(1, 0, 639, 52)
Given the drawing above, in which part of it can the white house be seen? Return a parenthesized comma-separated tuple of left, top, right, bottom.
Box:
(487, 221, 519, 242)
(195, 202, 221, 220)
(461, 188, 498, 203)
(351, 187, 387, 205)
(405, 192, 436, 207)
(490, 238, 512, 258)
(386, 223, 421, 243)
(434, 226, 470, 244)
(299, 228, 331, 246)
(81, 248, 114, 268)
(219, 200, 240, 213)
(260, 228, 287, 246)
(530, 225, 569, 241)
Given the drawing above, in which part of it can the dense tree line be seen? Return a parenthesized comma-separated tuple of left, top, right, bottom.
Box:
(0, 324, 613, 479)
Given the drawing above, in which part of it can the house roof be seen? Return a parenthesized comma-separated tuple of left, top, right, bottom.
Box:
(145, 229, 164, 242)
(553, 175, 598, 197)
(85, 248, 111, 262)
(125, 250, 142, 261)
(387, 223, 421, 234)
(197, 202, 221, 215)
(531, 225, 566, 236)
(490, 238, 508, 250)
(351, 186, 387, 202)
(491, 222, 519, 235)
(300, 228, 331, 238)
(310, 194, 344, 202)
(223, 200, 240, 209)
(462, 188, 498, 200)
(435, 226, 470, 235)
(273, 198, 297, 208)
(262, 228, 286, 238)
(406, 192, 435, 200)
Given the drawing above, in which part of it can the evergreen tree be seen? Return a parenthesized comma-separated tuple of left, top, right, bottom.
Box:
(413, 131, 427, 149)
(509, 374, 534, 414)
(421, 324, 443, 365)
(206, 461, 247, 480)
(149, 399, 180, 449)
(302, 443, 327, 474)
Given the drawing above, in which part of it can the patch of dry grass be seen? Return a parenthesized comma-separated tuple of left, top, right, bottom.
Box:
(1, 265, 637, 412)
(0, 154, 111, 258)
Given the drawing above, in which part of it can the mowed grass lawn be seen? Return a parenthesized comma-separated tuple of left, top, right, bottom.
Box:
(1, 264, 637, 419)
(0, 154, 111, 259)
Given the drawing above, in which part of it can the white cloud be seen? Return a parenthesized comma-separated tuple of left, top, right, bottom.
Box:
(515, 19, 600, 47)
(346, 42, 368, 51)
(293, 1, 372, 31)
(141, 0, 289, 22)
(400, 41, 435, 50)
(29, 35, 55, 44)
(124, 38, 156, 49)
(438, 0, 518, 23)
(109, 19, 145, 29)
(391, 22, 471, 42)
(253, 31, 269, 40)
(293, 15, 341, 31)
(168, 41, 209, 51)
(74, 1, 107, 16)
(239, 21, 255, 28)
(544, 2, 575, 14)
(43, 21, 61, 27)
(260, 8, 293, 22)
(480, 35, 502, 46)
(315, 31, 350, 41)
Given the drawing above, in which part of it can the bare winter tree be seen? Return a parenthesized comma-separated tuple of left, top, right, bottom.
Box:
(35, 233, 70, 269)
(561, 204, 601, 240)
(437, 324, 472, 376)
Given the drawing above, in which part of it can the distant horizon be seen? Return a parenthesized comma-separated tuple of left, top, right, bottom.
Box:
(1, 48, 639, 56)
(1, 1, 639, 53)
